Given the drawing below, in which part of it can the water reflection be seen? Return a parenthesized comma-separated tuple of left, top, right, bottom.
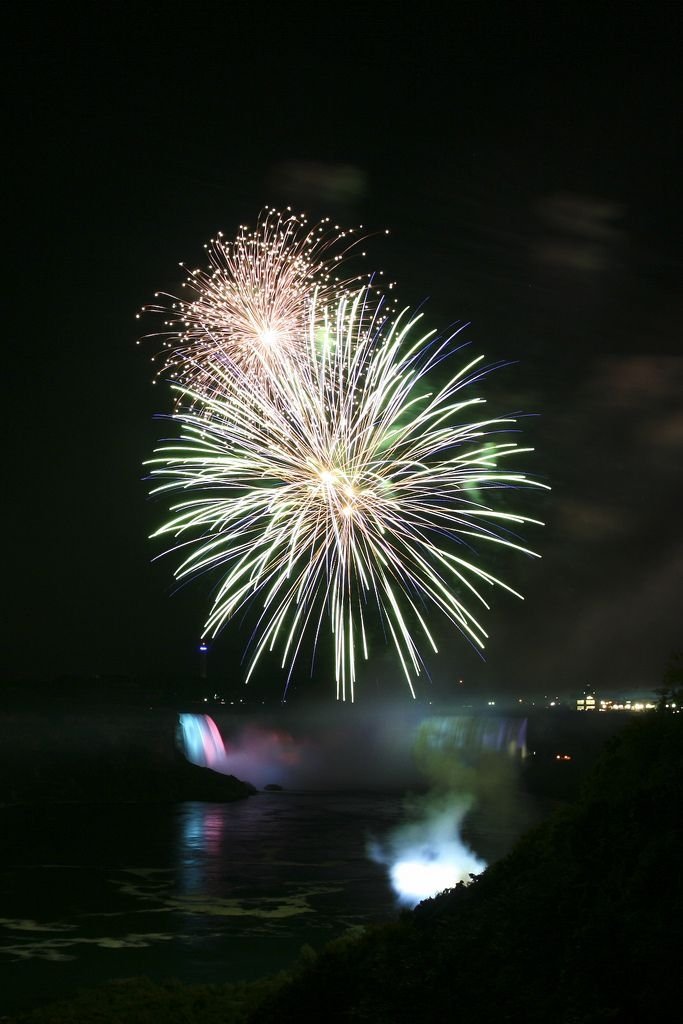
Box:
(0, 786, 539, 1016)
(0, 706, 542, 1016)
(179, 803, 226, 896)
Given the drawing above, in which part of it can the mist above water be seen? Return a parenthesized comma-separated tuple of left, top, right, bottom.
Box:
(178, 703, 432, 791)
(368, 792, 486, 906)
(178, 706, 530, 906)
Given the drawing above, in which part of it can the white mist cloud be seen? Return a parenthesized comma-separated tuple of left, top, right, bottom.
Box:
(368, 794, 486, 908)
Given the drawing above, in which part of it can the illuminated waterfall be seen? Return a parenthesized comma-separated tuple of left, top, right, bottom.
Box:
(417, 714, 528, 759)
(177, 714, 227, 770)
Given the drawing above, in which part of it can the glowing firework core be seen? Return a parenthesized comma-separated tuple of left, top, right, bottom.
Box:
(258, 328, 280, 347)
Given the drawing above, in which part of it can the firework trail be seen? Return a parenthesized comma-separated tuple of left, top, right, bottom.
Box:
(146, 249, 548, 699)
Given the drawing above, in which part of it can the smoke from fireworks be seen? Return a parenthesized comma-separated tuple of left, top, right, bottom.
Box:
(143, 211, 547, 699)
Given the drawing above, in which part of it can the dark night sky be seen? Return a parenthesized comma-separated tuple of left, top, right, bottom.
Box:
(4, 3, 682, 700)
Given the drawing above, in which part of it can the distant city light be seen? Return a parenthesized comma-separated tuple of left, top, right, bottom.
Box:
(595, 698, 657, 713)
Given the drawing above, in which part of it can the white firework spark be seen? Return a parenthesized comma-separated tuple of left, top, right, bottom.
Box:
(138, 207, 391, 398)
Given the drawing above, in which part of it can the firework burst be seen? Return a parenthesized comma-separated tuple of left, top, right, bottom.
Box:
(147, 281, 547, 700)
(138, 207, 391, 398)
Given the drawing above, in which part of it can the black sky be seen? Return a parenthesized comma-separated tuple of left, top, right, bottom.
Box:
(5, 3, 682, 699)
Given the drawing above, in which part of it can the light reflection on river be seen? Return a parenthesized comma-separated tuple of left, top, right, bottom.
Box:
(0, 793, 530, 1014)
(0, 795, 394, 1014)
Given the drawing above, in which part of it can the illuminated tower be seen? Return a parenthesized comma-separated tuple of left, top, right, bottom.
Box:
(199, 641, 209, 680)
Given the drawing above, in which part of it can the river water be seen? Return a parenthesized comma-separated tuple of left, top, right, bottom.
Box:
(0, 789, 535, 1015)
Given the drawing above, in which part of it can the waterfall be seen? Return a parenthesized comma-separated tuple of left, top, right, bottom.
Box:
(177, 714, 226, 770)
